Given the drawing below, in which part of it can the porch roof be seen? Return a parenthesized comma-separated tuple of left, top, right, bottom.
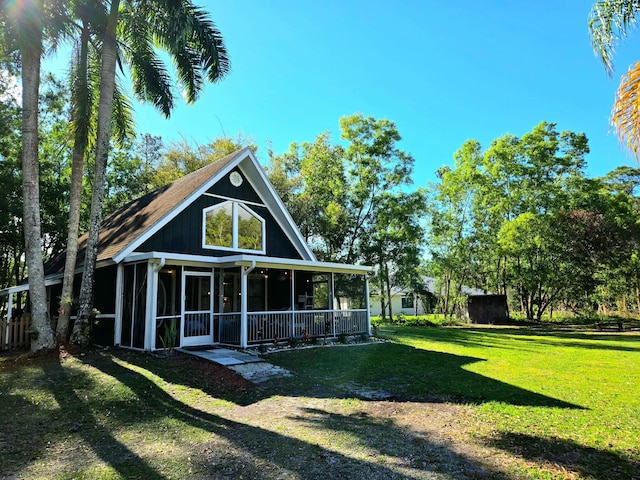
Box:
(124, 251, 373, 275)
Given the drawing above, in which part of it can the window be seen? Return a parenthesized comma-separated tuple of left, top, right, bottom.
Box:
(203, 201, 265, 253)
(401, 295, 414, 309)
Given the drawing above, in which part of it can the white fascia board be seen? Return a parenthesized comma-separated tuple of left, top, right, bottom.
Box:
(113, 148, 251, 264)
(122, 251, 372, 274)
(1, 275, 64, 296)
(239, 151, 317, 262)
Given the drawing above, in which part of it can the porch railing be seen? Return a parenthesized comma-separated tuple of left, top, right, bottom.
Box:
(219, 313, 241, 345)
(246, 310, 368, 344)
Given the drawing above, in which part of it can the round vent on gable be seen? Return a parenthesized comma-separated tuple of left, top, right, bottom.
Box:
(229, 171, 243, 187)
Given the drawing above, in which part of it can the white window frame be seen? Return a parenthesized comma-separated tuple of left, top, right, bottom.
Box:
(202, 201, 266, 254)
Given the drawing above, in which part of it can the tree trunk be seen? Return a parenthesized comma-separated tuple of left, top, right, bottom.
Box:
(20, 7, 56, 352)
(378, 275, 386, 321)
(384, 262, 393, 323)
(57, 22, 90, 343)
(72, 0, 120, 346)
(443, 271, 451, 319)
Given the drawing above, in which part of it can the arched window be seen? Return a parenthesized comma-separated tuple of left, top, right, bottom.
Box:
(203, 201, 265, 253)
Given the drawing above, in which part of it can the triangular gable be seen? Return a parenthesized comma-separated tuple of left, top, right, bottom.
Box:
(112, 147, 316, 263)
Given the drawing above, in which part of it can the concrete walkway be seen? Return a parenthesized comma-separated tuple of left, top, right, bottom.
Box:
(177, 347, 264, 366)
(176, 347, 291, 383)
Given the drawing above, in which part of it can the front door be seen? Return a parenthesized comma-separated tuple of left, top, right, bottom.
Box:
(181, 271, 213, 347)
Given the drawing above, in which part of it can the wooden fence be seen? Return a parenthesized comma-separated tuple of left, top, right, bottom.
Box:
(1, 314, 31, 350)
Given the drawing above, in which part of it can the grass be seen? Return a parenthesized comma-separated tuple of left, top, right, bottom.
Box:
(1, 326, 638, 479)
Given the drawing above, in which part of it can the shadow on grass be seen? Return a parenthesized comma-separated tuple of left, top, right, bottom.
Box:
(82, 352, 503, 479)
(290, 407, 507, 479)
(47, 357, 167, 479)
(265, 342, 584, 409)
(395, 326, 640, 353)
(487, 432, 640, 480)
(0, 355, 168, 479)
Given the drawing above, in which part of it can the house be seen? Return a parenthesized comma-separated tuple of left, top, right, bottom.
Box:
(1, 148, 373, 350)
(369, 277, 484, 317)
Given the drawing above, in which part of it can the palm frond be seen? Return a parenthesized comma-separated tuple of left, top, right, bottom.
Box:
(111, 76, 135, 145)
(589, 0, 640, 75)
(612, 60, 640, 156)
(120, 7, 174, 116)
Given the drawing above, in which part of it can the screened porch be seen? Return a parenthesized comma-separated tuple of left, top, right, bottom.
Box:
(119, 260, 371, 351)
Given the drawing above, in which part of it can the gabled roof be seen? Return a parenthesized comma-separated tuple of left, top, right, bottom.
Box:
(46, 147, 316, 274)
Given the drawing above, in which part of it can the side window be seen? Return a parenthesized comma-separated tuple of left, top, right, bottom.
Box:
(203, 201, 265, 253)
(204, 203, 233, 248)
(237, 205, 263, 250)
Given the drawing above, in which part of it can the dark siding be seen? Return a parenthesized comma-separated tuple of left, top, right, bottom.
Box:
(94, 265, 118, 314)
(207, 168, 263, 203)
(138, 192, 302, 259)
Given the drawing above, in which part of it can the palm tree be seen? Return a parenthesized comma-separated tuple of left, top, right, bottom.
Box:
(70, 0, 230, 345)
(589, 0, 640, 157)
(1, 0, 67, 352)
(56, 0, 135, 342)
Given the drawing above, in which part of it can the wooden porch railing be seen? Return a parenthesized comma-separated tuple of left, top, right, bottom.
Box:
(1, 314, 31, 350)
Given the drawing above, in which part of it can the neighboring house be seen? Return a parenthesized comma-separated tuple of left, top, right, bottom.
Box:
(1, 148, 373, 351)
(369, 277, 484, 317)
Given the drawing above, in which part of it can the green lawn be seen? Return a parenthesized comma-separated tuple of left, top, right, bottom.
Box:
(267, 326, 640, 478)
(1, 326, 638, 479)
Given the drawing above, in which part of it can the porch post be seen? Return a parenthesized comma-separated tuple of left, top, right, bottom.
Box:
(5, 290, 13, 347)
(365, 274, 372, 336)
(290, 269, 295, 341)
(329, 272, 336, 337)
(145, 261, 156, 351)
(240, 266, 248, 348)
(114, 264, 124, 346)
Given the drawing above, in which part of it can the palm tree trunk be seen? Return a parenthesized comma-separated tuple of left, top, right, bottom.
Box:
(72, 0, 120, 346)
(20, 2, 56, 352)
(57, 22, 90, 343)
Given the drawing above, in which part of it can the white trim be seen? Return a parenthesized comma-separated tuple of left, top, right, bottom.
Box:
(122, 251, 373, 274)
(113, 148, 314, 264)
(181, 270, 214, 347)
(202, 201, 266, 254)
(237, 156, 317, 261)
(202, 192, 266, 209)
(240, 266, 248, 348)
(113, 148, 252, 263)
(145, 261, 156, 350)
(114, 264, 124, 346)
(0, 276, 63, 296)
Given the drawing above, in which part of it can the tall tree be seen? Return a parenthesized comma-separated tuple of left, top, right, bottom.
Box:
(71, 0, 230, 345)
(56, 0, 103, 342)
(1, 0, 66, 351)
(589, 0, 640, 157)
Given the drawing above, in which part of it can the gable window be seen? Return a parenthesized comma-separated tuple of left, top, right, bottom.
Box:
(203, 201, 265, 253)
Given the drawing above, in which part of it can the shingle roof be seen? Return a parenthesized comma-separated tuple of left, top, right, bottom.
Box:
(46, 148, 245, 274)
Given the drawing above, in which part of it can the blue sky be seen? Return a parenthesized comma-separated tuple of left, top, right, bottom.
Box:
(49, 0, 640, 187)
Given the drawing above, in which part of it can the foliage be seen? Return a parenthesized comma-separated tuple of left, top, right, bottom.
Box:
(425, 121, 639, 321)
(158, 318, 177, 354)
(589, 0, 640, 156)
(267, 114, 426, 321)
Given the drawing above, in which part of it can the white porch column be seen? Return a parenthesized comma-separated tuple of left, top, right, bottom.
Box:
(144, 261, 157, 351)
(290, 269, 295, 340)
(329, 272, 336, 337)
(5, 291, 13, 346)
(240, 266, 248, 348)
(114, 264, 124, 346)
